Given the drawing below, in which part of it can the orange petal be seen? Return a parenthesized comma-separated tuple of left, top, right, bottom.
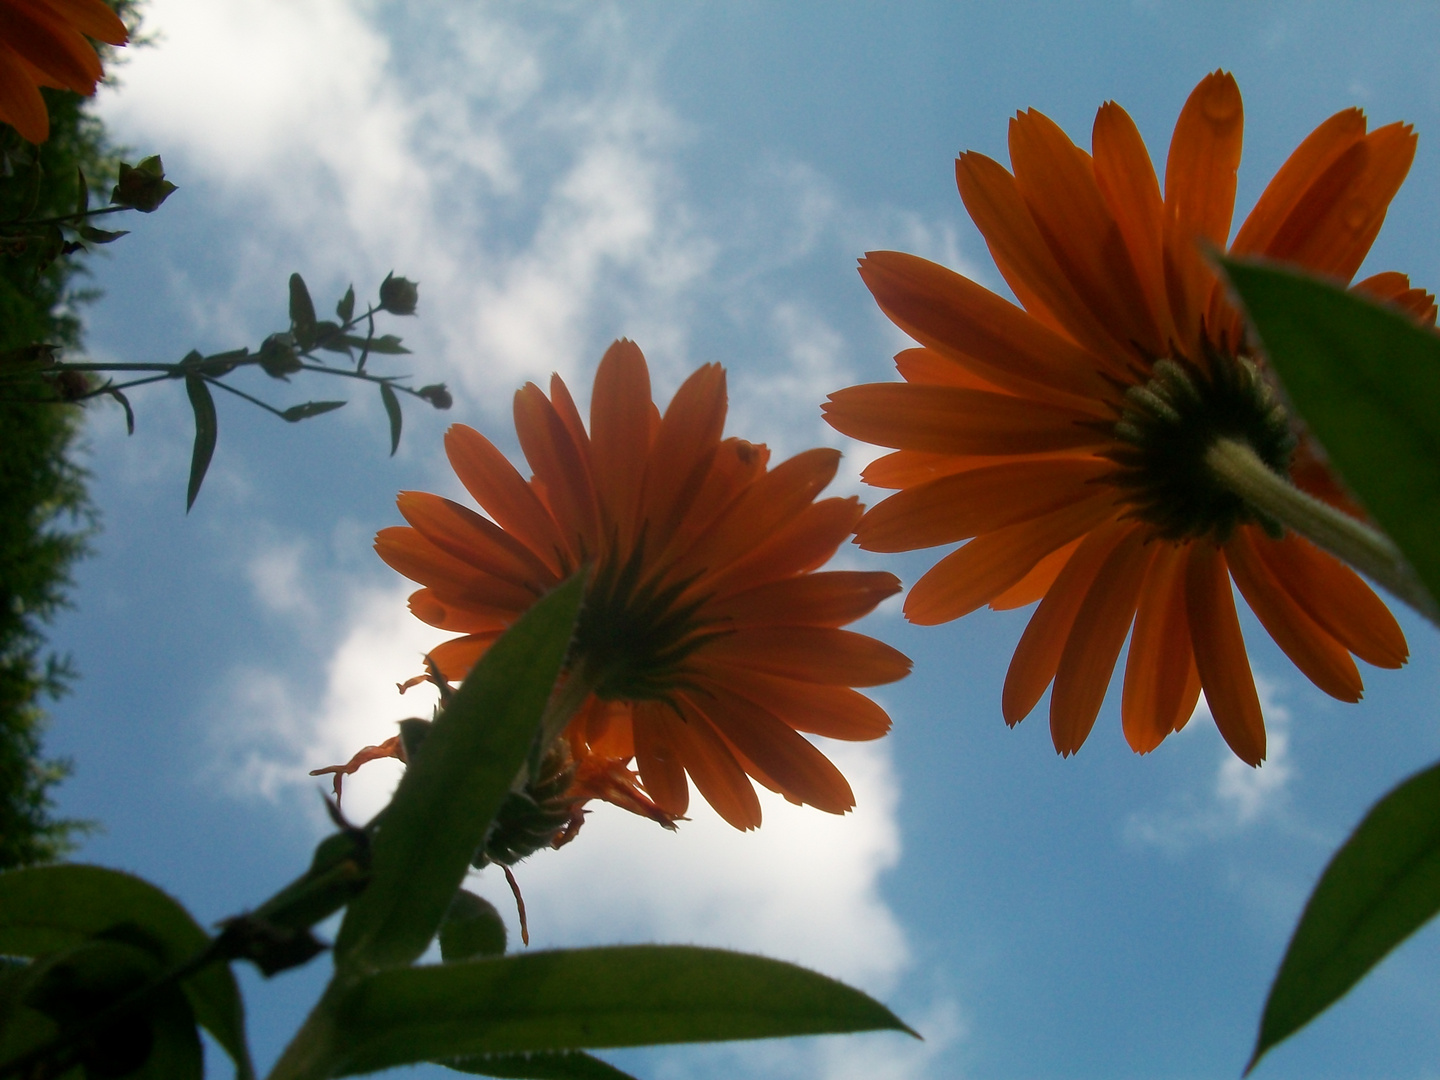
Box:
(724, 670, 893, 740)
(1092, 100, 1178, 348)
(1226, 527, 1363, 702)
(1232, 107, 1367, 256)
(589, 340, 654, 550)
(1263, 123, 1417, 283)
(0, 0, 100, 91)
(445, 424, 568, 575)
(668, 447, 840, 583)
(861, 449, 1008, 489)
(374, 526, 536, 611)
(823, 382, 1108, 457)
(514, 382, 601, 557)
(704, 496, 863, 598)
(894, 347, 1005, 391)
(1121, 542, 1201, 753)
(1249, 531, 1407, 669)
(1009, 107, 1162, 357)
(427, 632, 504, 683)
(1353, 272, 1438, 326)
(632, 701, 689, 817)
(1185, 543, 1265, 766)
(858, 250, 1115, 402)
(1166, 71, 1243, 247)
(1000, 518, 1131, 726)
(397, 491, 555, 589)
(698, 627, 912, 687)
(1051, 527, 1156, 755)
(407, 588, 511, 634)
(905, 494, 1118, 625)
(956, 150, 1131, 367)
(39, 0, 128, 44)
(1164, 71, 1243, 353)
(989, 537, 1081, 610)
(0, 43, 47, 142)
(855, 457, 1111, 552)
(672, 694, 763, 830)
(695, 682, 854, 814)
(641, 364, 727, 551)
(713, 570, 901, 629)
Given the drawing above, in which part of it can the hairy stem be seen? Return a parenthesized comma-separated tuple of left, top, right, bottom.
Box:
(1206, 436, 1440, 626)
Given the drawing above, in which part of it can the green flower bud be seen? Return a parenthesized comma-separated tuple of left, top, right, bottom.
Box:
(378, 272, 419, 315)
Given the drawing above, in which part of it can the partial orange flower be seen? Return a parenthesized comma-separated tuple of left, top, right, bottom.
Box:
(824, 71, 1416, 766)
(0, 0, 127, 143)
(372, 340, 909, 830)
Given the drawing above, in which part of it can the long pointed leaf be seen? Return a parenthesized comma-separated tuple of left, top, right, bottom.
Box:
(1248, 761, 1440, 1071)
(184, 374, 217, 512)
(442, 1050, 638, 1080)
(1219, 257, 1440, 600)
(334, 575, 583, 972)
(380, 382, 402, 456)
(0, 864, 253, 1080)
(290, 273, 318, 351)
(320, 945, 913, 1076)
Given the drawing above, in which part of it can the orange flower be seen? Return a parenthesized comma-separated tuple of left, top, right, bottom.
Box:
(374, 340, 910, 830)
(0, 0, 127, 143)
(823, 71, 1416, 766)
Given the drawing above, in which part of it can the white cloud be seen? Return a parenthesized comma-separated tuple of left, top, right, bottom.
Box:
(1122, 674, 1297, 853)
(246, 538, 315, 618)
(120, 7, 957, 1073)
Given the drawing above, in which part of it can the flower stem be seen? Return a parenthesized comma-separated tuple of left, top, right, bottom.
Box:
(1206, 436, 1440, 626)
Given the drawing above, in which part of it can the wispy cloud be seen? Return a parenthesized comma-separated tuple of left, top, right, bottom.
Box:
(1122, 674, 1297, 853)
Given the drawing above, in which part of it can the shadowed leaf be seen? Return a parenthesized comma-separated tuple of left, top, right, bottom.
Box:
(0, 864, 253, 1080)
(1248, 761, 1440, 1070)
(333, 575, 583, 972)
(380, 382, 402, 456)
(183, 374, 217, 512)
(290, 273, 318, 351)
(281, 400, 346, 423)
(318, 945, 913, 1077)
(441, 1050, 639, 1079)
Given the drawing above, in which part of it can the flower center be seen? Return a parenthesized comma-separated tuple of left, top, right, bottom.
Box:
(1107, 344, 1295, 542)
(570, 540, 721, 702)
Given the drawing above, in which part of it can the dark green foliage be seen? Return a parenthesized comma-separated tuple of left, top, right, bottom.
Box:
(0, 79, 125, 867)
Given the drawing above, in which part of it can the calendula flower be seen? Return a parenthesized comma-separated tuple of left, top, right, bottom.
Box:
(823, 71, 1416, 765)
(0, 0, 127, 144)
(352, 340, 909, 831)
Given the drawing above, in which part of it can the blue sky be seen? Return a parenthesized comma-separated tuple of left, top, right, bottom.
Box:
(40, 2, 1440, 1077)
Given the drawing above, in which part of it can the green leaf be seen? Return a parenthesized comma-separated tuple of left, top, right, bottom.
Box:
(25, 935, 203, 1080)
(359, 334, 410, 355)
(439, 891, 506, 962)
(184, 374, 217, 512)
(74, 166, 88, 218)
(0, 864, 254, 1080)
(1248, 760, 1440, 1071)
(78, 224, 128, 244)
(1219, 257, 1440, 600)
(281, 400, 347, 423)
(337, 285, 356, 325)
(441, 1050, 639, 1080)
(334, 575, 584, 972)
(290, 273, 318, 351)
(317, 945, 912, 1076)
(380, 382, 402, 456)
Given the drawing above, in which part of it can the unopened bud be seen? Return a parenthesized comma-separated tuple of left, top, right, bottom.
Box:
(378, 272, 419, 315)
(258, 333, 302, 379)
(418, 383, 452, 410)
(111, 155, 177, 213)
